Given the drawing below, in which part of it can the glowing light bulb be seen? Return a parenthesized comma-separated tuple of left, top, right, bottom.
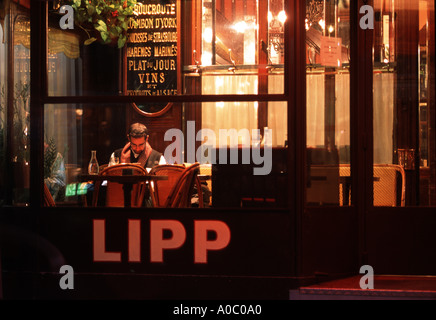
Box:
(202, 51, 212, 66)
(278, 10, 287, 24)
(318, 19, 325, 30)
(203, 27, 213, 43)
(233, 21, 247, 33)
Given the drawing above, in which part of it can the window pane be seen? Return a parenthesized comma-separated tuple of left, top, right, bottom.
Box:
(44, 103, 126, 206)
(202, 0, 258, 66)
(305, 0, 351, 206)
(13, 15, 31, 206)
(47, 0, 286, 97)
(199, 101, 288, 208)
(373, 0, 435, 206)
(0, 13, 32, 206)
(43, 102, 287, 208)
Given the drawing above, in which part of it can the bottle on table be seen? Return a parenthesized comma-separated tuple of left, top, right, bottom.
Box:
(88, 150, 99, 175)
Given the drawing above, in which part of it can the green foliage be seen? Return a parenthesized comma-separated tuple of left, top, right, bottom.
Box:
(44, 137, 58, 179)
(66, 0, 138, 48)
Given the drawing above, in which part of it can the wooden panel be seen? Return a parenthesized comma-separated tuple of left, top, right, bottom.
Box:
(212, 147, 288, 208)
(367, 208, 436, 275)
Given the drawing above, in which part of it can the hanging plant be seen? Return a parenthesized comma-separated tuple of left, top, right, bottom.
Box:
(67, 0, 138, 48)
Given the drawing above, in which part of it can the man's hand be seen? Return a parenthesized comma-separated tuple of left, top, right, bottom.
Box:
(120, 142, 131, 163)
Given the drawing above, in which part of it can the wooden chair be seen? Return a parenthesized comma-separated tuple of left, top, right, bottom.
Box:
(149, 163, 200, 208)
(167, 163, 200, 208)
(198, 164, 212, 206)
(339, 164, 351, 206)
(92, 163, 148, 207)
(43, 183, 56, 207)
(339, 164, 406, 207)
(374, 164, 406, 207)
(184, 162, 206, 208)
(148, 164, 186, 207)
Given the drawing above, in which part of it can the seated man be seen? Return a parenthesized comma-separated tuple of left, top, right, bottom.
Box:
(109, 122, 166, 169)
(104, 123, 165, 207)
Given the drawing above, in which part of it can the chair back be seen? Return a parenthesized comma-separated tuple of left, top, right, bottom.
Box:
(94, 163, 147, 207)
(149, 163, 200, 208)
(198, 164, 212, 207)
(43, 183, 56, 207)
(167, 163, 200, 208)
(148, 164, 186, 207)
(374, 164, 406, 207)
(339, 164, 351, 206)
(99, 163, 108, 171)
(339, 164, 406, 206)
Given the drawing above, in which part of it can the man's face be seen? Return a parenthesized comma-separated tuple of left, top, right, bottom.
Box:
(129, 136, 147, 155)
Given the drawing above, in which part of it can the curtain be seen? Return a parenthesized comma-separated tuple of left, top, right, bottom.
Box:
(306, 73, 325, 146)
(307, 71, 393, 164)
(306, 72, 350, 162)
(268, 74, 287, 147)
(335, 72, 350, 147)
(201, 73, 288, 147)
(200, 70, 393, 161)
(11, 19, 82, 166)
(202, 74, 258, 146)
(373, 72, 394, 164)
(45, 30, 82, 167)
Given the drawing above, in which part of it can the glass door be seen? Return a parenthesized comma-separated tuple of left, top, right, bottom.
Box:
(305, 0, 351, 207)
(372, 0, 435, 207)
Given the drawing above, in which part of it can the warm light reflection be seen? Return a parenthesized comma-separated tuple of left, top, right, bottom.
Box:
(318, 19, 325, 30)
(305, 18, 311, 30)
(202, 51, 212, 66)
(233, 21, 247, 33)
(278, 10, 287, 24)
(203, 27, 213, 43)
(216, 77, 224, 87)
(328, 25, 334, 34)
